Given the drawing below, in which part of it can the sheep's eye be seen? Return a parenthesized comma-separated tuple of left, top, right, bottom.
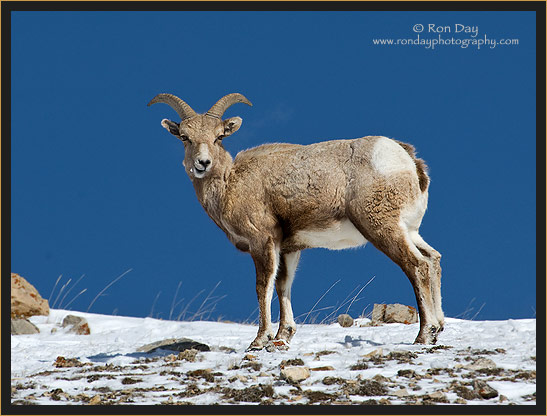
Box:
(180, 135, 190, 142)
(215, 135, 224, 144)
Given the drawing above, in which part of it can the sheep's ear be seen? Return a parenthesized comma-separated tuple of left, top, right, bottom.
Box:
(222, 117, 242, 137)
(160, 119, 181, 137)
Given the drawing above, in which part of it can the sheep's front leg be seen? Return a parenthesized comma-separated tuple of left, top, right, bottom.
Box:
(247, 238, 279, 351)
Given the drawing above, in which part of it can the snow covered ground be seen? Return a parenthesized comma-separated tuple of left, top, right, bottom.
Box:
(11, 309, 536, 406)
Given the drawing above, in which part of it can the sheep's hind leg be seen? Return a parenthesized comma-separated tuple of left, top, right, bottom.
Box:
(274, 251, 300, 343)
(247, 237, 279, 351)
(410, 232, 444, 331)
(409, 253, 442, 345)
(347, 212, 441, 344)
(380, 231, 441, 344)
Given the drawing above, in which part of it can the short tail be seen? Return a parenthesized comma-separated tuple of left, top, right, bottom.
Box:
(395, 141, 430, 192)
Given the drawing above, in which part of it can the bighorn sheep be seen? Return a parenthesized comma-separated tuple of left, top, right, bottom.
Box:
(148, 92, 444, 350)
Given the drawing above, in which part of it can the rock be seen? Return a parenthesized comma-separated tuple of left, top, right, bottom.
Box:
(72, 322, 90, 335)
(426, 390, 448, 402)
(280, 366, 310, 383)
(372, 374, 391, 383)
(371, 303, 387, 323)
(429, 391, 444, 399)
(397, 369, 416, 378)
(388, 350, 417, 363)
(177, 349, 198, 362)
(11, 273, 49, 319)
(88, 395, 101, 405)
(453, 384, 480, 400)
(392, 388, 409, 397)
(61, 315, 84, 327)
(473, 380, 498, 399)
(187, 368, 215, 382)
(465, 357, 497, 371)
(137, 337, 210, 353)
(121, 377, 141, 385)
(280, 358, 305, 368)
(337, 314, 354, 327)
(304, 390, 337, 403)
(371, 303, 418, 325)
(349, 359, 369, 370)
(229, 374, 251, 383)
(164, 354, 177, 363)
(61, 315, 90, 335)
(322, 376, 344, 385)
(12, 400, 38, 406)
(310, 366, 335, 371)
(44, 388, 68, 401)
(54, 356, 84, 368)
(363, 348, 383, 360)
(365, 380, 389, 395)
(11, 318, 39, 335)
(346, 379, 388, 396)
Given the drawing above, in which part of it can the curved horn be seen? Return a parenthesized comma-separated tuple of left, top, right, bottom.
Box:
(205, 93, 252, 119)
(147, 93, 197, 121)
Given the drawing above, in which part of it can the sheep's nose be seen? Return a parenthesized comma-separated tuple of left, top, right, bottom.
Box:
(198, 159, 211, 167)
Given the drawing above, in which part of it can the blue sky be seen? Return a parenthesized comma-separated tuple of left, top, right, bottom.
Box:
(11, 10, 537, 323)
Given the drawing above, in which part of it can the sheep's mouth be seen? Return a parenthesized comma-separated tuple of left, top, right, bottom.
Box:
(192, 164, 209, 178)
(194, 165, 206, 174)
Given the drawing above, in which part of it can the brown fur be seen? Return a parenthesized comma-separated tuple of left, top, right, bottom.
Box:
(395, 140, 430, 192)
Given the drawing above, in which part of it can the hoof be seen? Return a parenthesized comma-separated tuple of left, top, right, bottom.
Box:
(275, 325, 296, 342)
(246, 332, 274, 351)
(414, 325, 441, 345)
(245, 344, 264, 352)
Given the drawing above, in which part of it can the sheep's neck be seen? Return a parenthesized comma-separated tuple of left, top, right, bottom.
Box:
(192, 152, 233, 229)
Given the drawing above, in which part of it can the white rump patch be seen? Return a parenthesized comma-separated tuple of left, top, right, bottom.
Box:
(295, 219, 367, 250)
(371, 136, 415, 176)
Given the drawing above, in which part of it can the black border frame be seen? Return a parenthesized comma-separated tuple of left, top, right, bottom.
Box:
(2, 2, 545, 415)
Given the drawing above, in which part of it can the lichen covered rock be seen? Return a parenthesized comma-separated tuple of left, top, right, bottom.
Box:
(11, 273, 49, 319)
(371, 303, 418, 325)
